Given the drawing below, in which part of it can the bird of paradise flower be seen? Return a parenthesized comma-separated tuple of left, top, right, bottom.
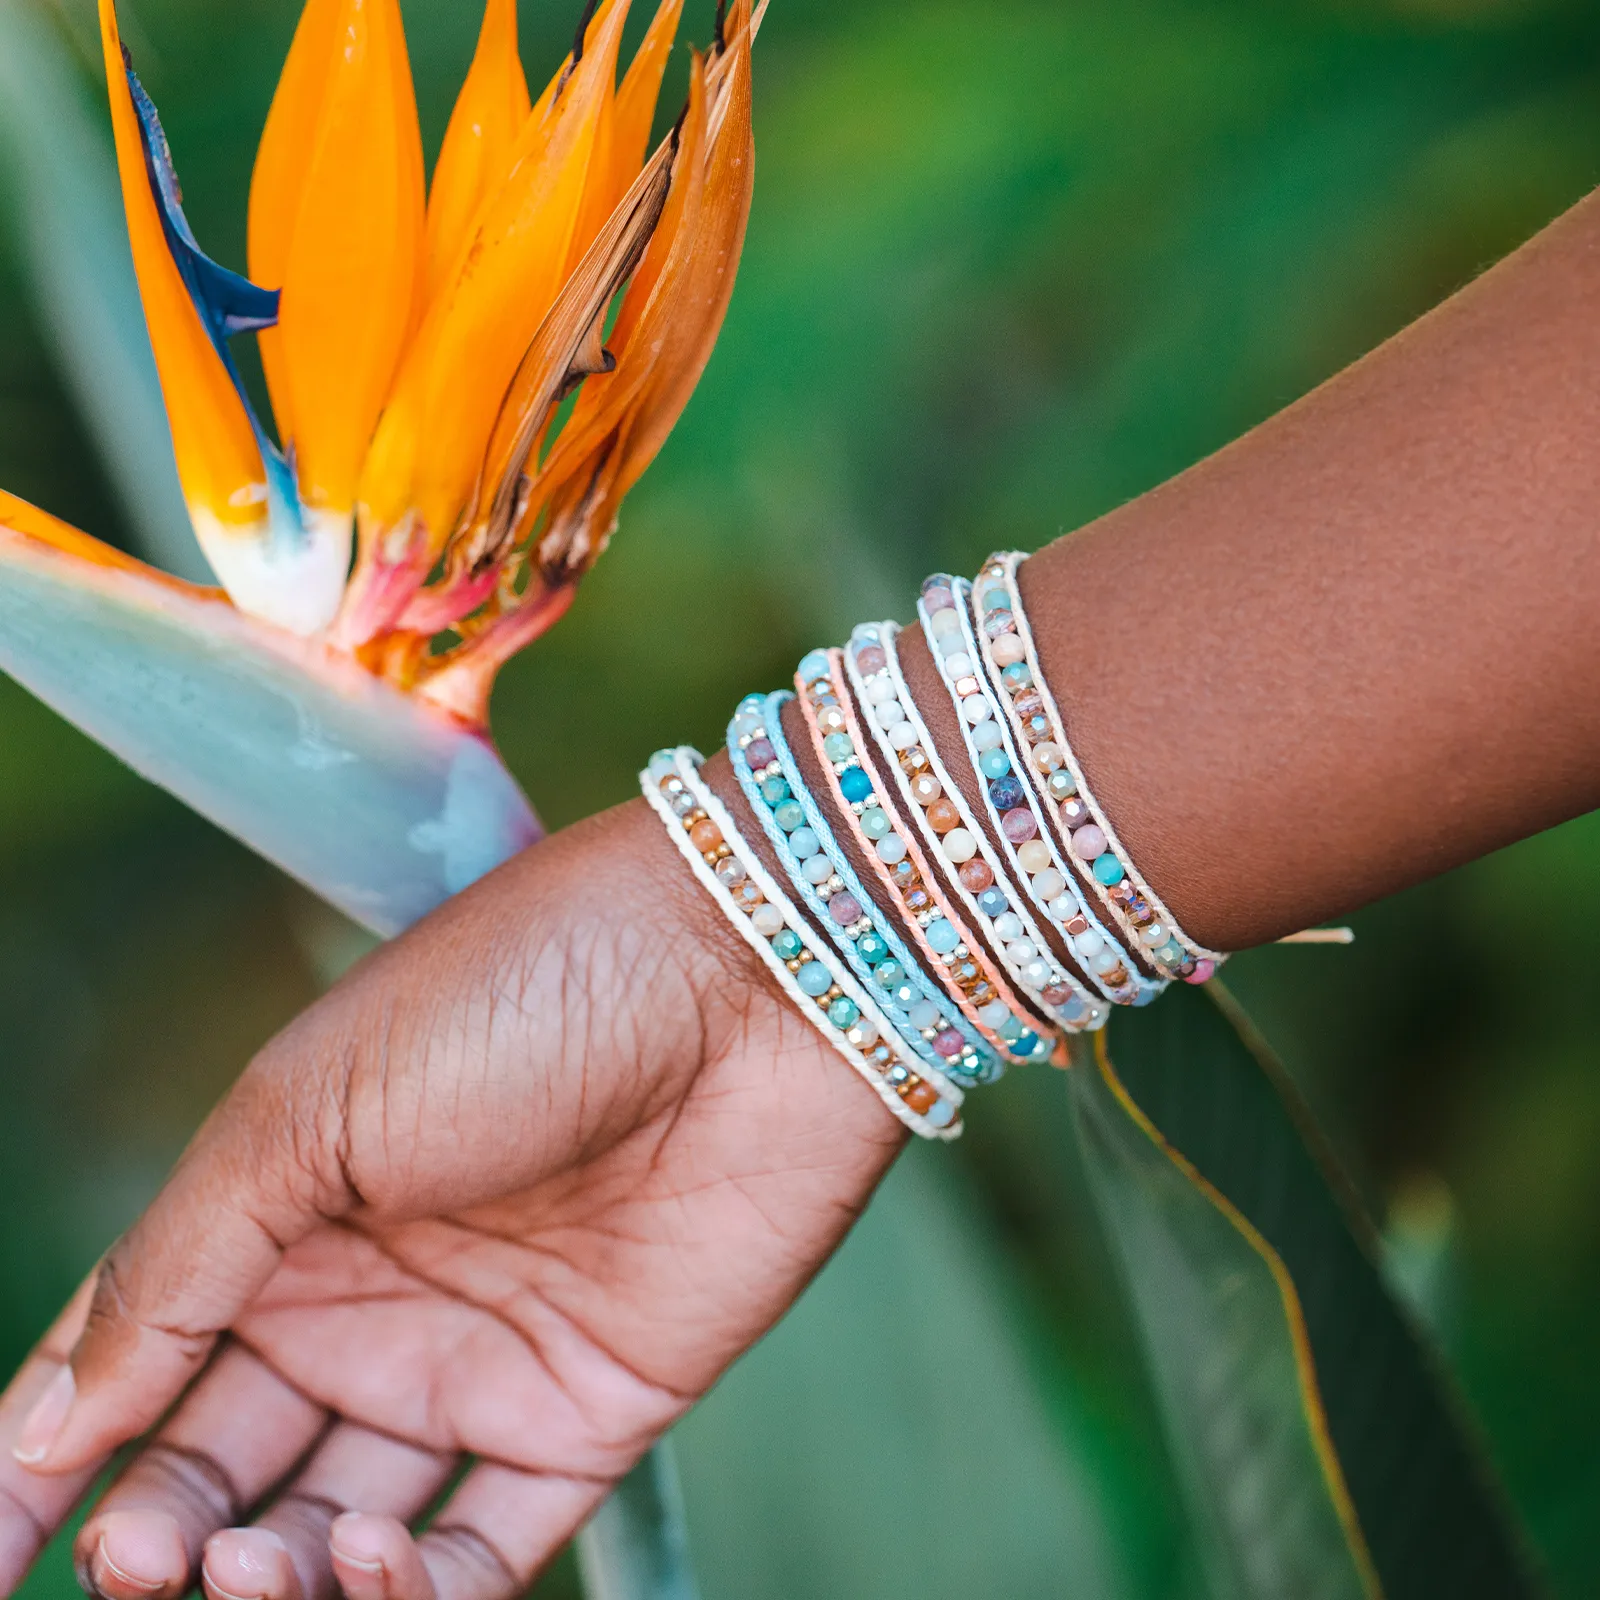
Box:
(0, 0, 757, 936)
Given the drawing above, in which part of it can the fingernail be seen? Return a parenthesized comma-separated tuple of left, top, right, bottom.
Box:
(98, 1541, 167, 1597)
(13, 1365, 75, 1467)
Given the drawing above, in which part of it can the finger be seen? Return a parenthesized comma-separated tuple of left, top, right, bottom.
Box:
(75, 1344, 328, 1600)
(0, 1282, 103, 1596)
(415, 1462, 611, 1600)
(202, 1425, 455, 1600)
(17, 1059, 355, 1477)
(329, 1515, 434, 1600)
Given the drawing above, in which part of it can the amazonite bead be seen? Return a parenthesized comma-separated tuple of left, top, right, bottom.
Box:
(803, 855, 833, 885)
(861, 807, 892, 840)
(925, 1099, 957, 1129)
(790, 827, 820, 859)
(647, 750, 677, 781)
(876, 834, 908, 865)
(759, 775, 791, 805)
(822, 732, 854, 764)
(925, 918, 960, 954)
(1093, 854, 1126, 887)
(937, 631, 967, 657)
(979, 748, 1011, 780)
(972, 720, 1004, 752)
(773, 799, 805, 832)
(797, 650, 831, 681)
(908, 998, 940, 1031)
(795, 960, 832, 997)
(929, 608, 962, 638)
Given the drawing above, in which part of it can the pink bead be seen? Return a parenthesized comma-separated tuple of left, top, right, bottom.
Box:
(1185, 960, 1216, 985)
(991, 634, 1027, 667)
(855, 644, 887, 674)
(1001, 808, 1038, 844)
(1072, 824, 1107, 860)
(933, 1028, 966, 1059)
(923, 584, 955, 613)
(828, 891, 862, 926)
(746, 738, 775, 768)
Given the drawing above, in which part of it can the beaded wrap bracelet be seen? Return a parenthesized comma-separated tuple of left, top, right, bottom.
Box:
(922, 576, 1162, 1007)
(641, 747, 963, 1139)
(729, 692, 1001, 1085)
(795, 648, 1055, 1068)
(975, 552, 1223, 980)
(843, 621, 1106, 1038)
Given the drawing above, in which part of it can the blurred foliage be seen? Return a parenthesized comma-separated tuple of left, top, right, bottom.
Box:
(4, 0, 1600, 1592)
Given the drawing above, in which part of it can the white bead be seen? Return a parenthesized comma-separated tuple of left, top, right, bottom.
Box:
(961, 695, 993, 725)
(872, 699, 906, 729)
(803, 855, 833, 885)
(845, 1020, 879, 1049)
(971, 720, 1003, 751)
(929, 608, 962, 638)
(993, 913, 1024, 942)
(1140, 922, 1168, 947)
(1090, 948, 1121, 975)
(1047, 893, 1078, 922)
(1022, 959, 1052, 988)
(1074, 929, 1106, 960)
(876, 835, 908, 864)
(1004, 939, 1038, 966)
(1031, 868, 1066, 903)
(944, 651, 973, 677)
(888, 720, 921, 751)
(978, 999, 1011, 1029)
(863, 676, 897, 705)
(941, 828, 977, 864)
(750, 903, 784, 937)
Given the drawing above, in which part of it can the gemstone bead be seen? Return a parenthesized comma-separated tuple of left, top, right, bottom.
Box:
(760, 775, 791, 805)
(925, 918, 960, 953)
(876, 834, 908, 865)
(944, 651, 973, 678)
(908, 998, 940, 1031)
(929, 608, 962, 638)
(926, 797, 961, 834)
(1048, 893, 1079, 922)
(1017, 839, 1052, 873)
(984, 609, 1016, 639)
(827, 997, 861, 1029)
(993, 913, 1024, 942)
(932, 1028, 965, 1059)
(1000, 662, 1032, 690)
(1004, 939, 1038, 966)
(802, 855, 833, 885)
(1187, 960, 1217, 984)
(921, 581, 955, 610)
(971, 720, 1004, 752)
(1140, 922, 1168, 947)
(840, 766, 874, 804)
(910, 773, 942, 806)
(789, 827, 820, 859)
(1001, 807, 1037, 844)
(1047, 769, 1078, 801)
(977, 584, 1009, 614)
(860, 806, 892, 840)
(979, 748, 1011, 780)
(750, 903, 784, 938)
(1060, 797, 1091, 830)
(989, 774, 1025, 811)
(822, 732, 854, 764)
(773, 799, 805, 832)
(1093, 854, 1126, 887)
(942, 828, 977, 864)
(795, 960, 832, 997)
(845, 1019, 880, 1049)
(714, 857, 747, 887)
(1074, 929, 1105, 959)
(1012, 1031, 1042, 1057)
(828, 891, 862, 926)
(888, 721, 921, 751)
(978, 999, 1011, 1029)
(996, 1015, 1025, 1042)
(925, 1098, 958, 1129)
(732, 710, 763, 739)
(1032, 868, 1066, 902)
(689, 819, 722, 853)
(891, 981, 920, 1011)
(899, 746, 931, 776)
(797, 649, 831, 682)
(938, 631, 968, 658)
(747, 737, 778, 768)
(855, 643, 887, 674)
(872, 699, 907, 729)
(991, 633, 1027, 667)
(1032, 741, 1065, 772)
(961, 695, 993, 725)
(874, 961, 906, 990)
(958, 858, 995, 893)
(1072, 824, 1108, 861)
(903, 1081, 940, 1115)
(647, 750, 677, 781)
(1042, 983, 1076, 1008)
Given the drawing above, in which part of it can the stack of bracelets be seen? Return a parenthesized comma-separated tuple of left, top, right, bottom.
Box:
(642, 550, 1231, 1141)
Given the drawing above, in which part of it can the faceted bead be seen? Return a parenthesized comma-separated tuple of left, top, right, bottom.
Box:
(689, 819, 722, 853)
(989, 774, 1026, 811)
(993, 913, 1024, 943)
(750, 903, 784, 938)
(979, 748, 1012, 780)
(908, 997, 941, 1030)
(732, 710, 763, 739)
(1000, 662, 1032, 690)
(1074, 931, 1105, 962)
(1093, 854, 1126, 887)
(773, 799, 806, 832)
(1041, 982, 1076, 1008)
(899, 747, 932, 776)
(772, 928, 804, 960)
(1032, 868, 1066, 902)
(822, 732, 855, 764)
(840, 766, 874, 804)
(858, 930, 891, 965)
(862, 673, 896, 704)
(803, 855, 834, 885)
(795, 960, 832, 997)
(874, 961, 906, 990)
(950, 959, 980, 988)
(789, 827, 821, 859)
(797, 649, 832, 682)
(1059, 796, 1092, 830)
(983, 609, 1016, 638)
(1047, 768, 1078, 801)
(714, 856, 747, 887)
(959, 857, 995, 893)
(876, 834, 908, 865)
(1004, 939, 1038, 966)
(996, 1015, 1025, 1042)
(760, 774, 792, 805)
(827, 997, 861, 1029)
(1140, 922, 1168, 947)
(968, 981, 996, 1006)
(978, 999, 1011, 1029)
(872, 699, 907, 730)
(745, 737, 776, 768)
(977, 886, 1009, 918)
(845, 1019, 880, 1050)
(1014, 688, 1044, 719)
(942, 828, 977, 864)
(1022, 958, 1053, 988)
(855, 643, 887, 674)
(921, 581, 955, 611)
(926, 797, 961, 834)
(1024, 715, 1051, 744)
(932, 1028, 966, 1059)
(961, 695, 993, 726)
(910, 773, 942, 806)
(892, 982, 920, 1011)
(1065, 914, 1090, 937)
(991, 633, 1027, 667)
(903, 886, 932, 915)
(1017, 839, 1052, 873)
(1032, 741, 1065, 773)
(1001, 807, 1038, 844)
(861, 806, 892, 840)
(1090, 949, 1121, 975)
(954, 676, 981, 698)
(1047, 893, 1079, 923)
(817, 704, 848, 735)
(828, 891, 862, 926)
(971, 720, 1004, 752)
(733, 882, 763, 910)
(903, 1081, 940, 1115)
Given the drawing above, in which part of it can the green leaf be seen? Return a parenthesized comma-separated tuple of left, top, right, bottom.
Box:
(1071, 983, 1538, 1600)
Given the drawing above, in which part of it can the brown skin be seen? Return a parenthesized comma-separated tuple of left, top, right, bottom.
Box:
(4, 178, 1600, 1600)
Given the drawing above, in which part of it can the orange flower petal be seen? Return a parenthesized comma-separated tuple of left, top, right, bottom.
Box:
(610, 0, 683, 201)
(423, 0, 530, 309)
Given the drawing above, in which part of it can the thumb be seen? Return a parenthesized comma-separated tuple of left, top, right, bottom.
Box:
(11, 1052, 353, 1475)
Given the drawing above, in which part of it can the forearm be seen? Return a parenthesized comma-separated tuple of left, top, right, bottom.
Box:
(896, 186, 1600, 952)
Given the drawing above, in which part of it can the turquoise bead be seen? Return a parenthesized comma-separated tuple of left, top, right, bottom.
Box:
(795, 960, 833, 997)
(797, 649, 832, 682)
(1092, 853, 1126, 887)
(759, 775, 791, 805)
(790, 827, 821, 859)
(822, 732, 855, 764)
(857, 931, 891, 965)
(773, 799, 805, 832)
(840, 766, 874, 804)
(860, 806, 892, 840)
(979, 748, 1011, 780)
(772, 928, 804, 960)
(1013, 1031, 1042, 1057)
(997, 1015, 1025, 1041)
(827, 997, 861, 1029)
(874, 960, 906, 990)
(925, 918, 960, 954)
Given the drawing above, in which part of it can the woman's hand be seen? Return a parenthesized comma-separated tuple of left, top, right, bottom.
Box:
(0, 796, 904, 1600)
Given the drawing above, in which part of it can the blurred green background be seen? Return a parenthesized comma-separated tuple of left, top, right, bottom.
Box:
(4, 0, 1600, 1593)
